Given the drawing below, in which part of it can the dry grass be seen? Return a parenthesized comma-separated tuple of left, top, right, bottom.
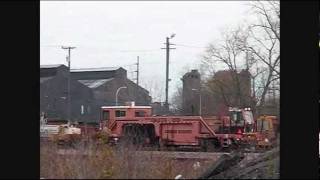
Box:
(40, 141, 209, 179)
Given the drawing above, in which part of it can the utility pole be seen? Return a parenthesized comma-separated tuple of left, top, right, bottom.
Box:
(161, 34, 176, 113)
(135, 56, 139, 86)
(61, 46, 76, 122)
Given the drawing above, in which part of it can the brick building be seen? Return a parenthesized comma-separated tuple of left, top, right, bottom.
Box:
(181, 69, 253, 116)
(205, 69, 252, 115)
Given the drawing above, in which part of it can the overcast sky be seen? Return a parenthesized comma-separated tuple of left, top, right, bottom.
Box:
(40, 1, 254, 102)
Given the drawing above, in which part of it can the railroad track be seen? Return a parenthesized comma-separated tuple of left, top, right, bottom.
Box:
(135, 151, 229, 160)
(56, 148, 261, 161)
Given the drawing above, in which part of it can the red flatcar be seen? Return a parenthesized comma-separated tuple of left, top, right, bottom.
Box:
(100, 103, 255, 151)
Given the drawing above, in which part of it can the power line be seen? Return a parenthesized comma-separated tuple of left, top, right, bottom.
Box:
(41, 43, 206, 51)
(41, 44, 162, 53)
(119, 49, 161, 52)
(41, 45, 63, 47)
(174, 43, 206, 49)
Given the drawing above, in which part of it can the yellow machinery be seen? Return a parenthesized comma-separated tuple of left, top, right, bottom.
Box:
(255, 115, 278, 149)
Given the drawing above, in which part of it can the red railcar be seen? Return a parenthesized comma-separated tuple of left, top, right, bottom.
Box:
(100, 104, 255, 151)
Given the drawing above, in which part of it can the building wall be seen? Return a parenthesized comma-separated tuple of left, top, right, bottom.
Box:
(124, 79, 151, 106)
(40, 65, 95, 122)
(69, 80, 95, 122)
(40, 76, 68, 119)
(218, 69, 251, 107)
(204, 69, 253, 115)
(92, 78, 151, 106)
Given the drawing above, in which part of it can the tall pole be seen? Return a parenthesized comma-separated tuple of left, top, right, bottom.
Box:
(62, 46, 76, 122)
(199, 91, 202, 116)
(161, 35, 176, 113)
(136, 56, 139, 86)
(165, 37, 169, 111)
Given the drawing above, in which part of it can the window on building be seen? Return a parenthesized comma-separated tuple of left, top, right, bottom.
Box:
(262, 120, 270, 131)
(230, 111, 244, 126)
(115, 110, 126, 117)
(103, 111, 110, 120)
(257, 119, 270, 131)
(81, 105, 84, 115)
(135, 111, 145, 117)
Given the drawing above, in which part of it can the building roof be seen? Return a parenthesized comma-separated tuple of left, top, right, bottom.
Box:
(40, 77, 54, 83)
(214, 69, 251, 78)
(126, 78, 149, 94)
(71, 67, 121, 72)
(183, 69, 200, 79)
(101, 106, 152, 109)
(40, 64, 65, 69)
(78, 78, 114, 88)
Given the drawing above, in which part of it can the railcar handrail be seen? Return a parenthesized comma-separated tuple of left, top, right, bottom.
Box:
(199, 116, 216, 136)
(109, 120, 116, 129)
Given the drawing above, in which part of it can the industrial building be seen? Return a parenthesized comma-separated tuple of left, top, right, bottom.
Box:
(40, 64, 151, 122)
(40, 64, 95, 122)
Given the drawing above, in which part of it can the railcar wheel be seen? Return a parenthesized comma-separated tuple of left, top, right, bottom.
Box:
(200, 138, 221, 152)
(157, 139, 162, 151)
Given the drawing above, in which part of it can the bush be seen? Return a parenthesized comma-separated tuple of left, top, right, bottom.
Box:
(40, 141, 209, 179)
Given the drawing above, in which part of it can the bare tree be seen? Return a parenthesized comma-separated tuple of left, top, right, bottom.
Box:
(141, 76, 165, 103)
(244, 0, 280, 113)
(201, 1, 280, 115)
(170, 86, 183, 114)
(202, 27, 254, 108)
